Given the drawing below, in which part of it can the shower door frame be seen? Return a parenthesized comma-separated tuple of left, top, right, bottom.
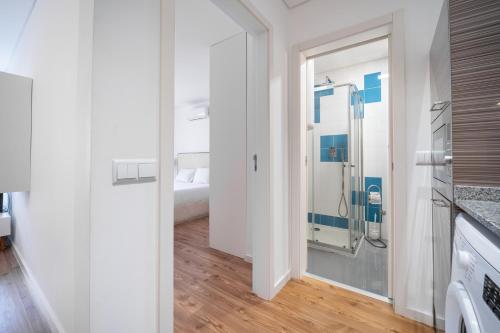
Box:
(289, 12, 407, 308)
(307, 84, 364, 254)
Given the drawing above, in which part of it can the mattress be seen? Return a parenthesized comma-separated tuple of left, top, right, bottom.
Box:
(174, 181, 209, 223)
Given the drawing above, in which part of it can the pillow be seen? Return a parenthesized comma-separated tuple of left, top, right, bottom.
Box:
(175, 168, 196, 183)
(193, 168, 209, 184)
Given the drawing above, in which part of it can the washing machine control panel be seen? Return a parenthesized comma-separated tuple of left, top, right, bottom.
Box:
(483, 274, 500, 320)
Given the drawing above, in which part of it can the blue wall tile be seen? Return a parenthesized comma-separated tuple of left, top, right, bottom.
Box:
(314, 95, 320, 123)
(335, 217, 349, 229)
(320, 134, 348, 162)
(364, 72, 381, 89)
(320, 135, 333, 148)
(307, 212, 349, 229)
(364, 87, 381, 103)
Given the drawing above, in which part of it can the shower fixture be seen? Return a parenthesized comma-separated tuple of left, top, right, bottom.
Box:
(316, 75, 334, 87)
(328, 147, 337, 159)
(308, 83, 366, 255)
(337, 145, 348, 218)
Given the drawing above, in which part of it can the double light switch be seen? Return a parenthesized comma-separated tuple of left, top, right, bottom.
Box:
(112, 159, 157, 185)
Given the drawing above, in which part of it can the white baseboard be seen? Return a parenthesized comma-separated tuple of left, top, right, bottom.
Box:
(272, 269, 291, 298)
(244, 254, 253, 263)
(402, 306, 443, 329)
(11, 243, 65, 333)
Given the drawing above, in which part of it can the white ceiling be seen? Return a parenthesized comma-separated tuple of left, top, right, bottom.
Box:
(314, 38, 389, 74)
(282, 0, 311, 9)
(0, 0, 36, 71)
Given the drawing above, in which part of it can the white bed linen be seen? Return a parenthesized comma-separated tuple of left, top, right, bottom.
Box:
(174, 181, 209, 223)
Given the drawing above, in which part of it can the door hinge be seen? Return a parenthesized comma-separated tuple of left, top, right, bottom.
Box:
(253, 154, 257, 172)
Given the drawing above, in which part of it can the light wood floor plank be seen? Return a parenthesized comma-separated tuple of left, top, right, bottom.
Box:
(174, 218, 435, 333)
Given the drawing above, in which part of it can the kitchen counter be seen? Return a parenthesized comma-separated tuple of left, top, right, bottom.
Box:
(455, 185, 500, 238)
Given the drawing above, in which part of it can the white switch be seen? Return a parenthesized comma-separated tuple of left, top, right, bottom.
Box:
(116, 163, 128, 180)
(138, 163, 155, 178)
(126, 163, 138, 179)
(112, 159, 156, 185)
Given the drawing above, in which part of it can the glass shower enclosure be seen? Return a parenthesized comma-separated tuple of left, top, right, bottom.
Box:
(307, 84, 365, 254)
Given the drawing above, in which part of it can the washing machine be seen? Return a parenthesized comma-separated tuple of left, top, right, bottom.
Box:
(446, 213, 500, 332)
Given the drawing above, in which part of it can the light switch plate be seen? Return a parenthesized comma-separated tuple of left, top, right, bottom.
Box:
(138, 163, 156, 179)
(112, 159, 157, 185)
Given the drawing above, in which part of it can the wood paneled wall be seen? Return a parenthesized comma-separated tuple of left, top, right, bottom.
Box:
(449, 0, 500, 185)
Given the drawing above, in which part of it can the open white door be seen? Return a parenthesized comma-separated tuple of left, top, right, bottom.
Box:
(209, 32, 248, 258)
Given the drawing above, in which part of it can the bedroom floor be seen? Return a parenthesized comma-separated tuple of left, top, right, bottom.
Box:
(174, 218, 433, 332)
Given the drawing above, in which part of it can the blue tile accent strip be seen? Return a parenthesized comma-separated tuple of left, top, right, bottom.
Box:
(364, 87, 381, 103)
(364, 72, 381, 89)
(320, 134, 348, 162)
(363, 72, 382, 103)
(307, 212, 349, 229)
(365, 176, 382, 223)
(350, 72, 382, 105)
(314, 88, 333, 123)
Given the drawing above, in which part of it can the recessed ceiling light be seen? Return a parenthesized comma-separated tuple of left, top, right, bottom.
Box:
(497, 102, 500, 106)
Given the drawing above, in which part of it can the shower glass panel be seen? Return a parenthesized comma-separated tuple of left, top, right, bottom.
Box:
(307, 84, 365, 254)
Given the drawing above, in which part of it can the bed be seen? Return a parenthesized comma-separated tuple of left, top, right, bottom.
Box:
(174, 152, 210, 224)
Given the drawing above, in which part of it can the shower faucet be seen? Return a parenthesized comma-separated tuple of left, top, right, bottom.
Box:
(328, 147, 337, 158)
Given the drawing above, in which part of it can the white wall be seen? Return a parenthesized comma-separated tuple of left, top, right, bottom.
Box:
(289, 0, 443, 323)
(0, 0, 36, 70)
(174, 0, 242, 155)
(90, 0, 160, 332)
(6, 0, 93, 331)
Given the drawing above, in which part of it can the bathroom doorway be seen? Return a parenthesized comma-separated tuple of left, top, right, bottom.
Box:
(306, 38, 391, 298)
(289, 18, 406, 303)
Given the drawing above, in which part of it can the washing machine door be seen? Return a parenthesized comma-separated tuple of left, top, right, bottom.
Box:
(446, 281, 481, 333)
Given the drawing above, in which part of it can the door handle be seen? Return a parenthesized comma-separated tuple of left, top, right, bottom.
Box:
(253, 154, 257, 172)
(431, 198, 450, 207)
(430, 100, 450, 112)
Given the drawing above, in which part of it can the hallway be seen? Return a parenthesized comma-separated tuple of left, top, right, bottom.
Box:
(174, 218, 433, 332)
(0, 247, 51, 333)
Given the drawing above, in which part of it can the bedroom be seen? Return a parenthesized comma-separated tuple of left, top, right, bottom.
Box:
(173, 0, 258, 327)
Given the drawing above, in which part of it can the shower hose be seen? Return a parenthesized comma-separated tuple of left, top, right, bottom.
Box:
(337, 147, 348, 218)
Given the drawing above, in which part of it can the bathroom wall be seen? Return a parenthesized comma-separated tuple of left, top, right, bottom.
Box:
(307, 57, 390, 242)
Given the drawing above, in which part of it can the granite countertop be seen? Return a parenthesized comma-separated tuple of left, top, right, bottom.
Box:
(455, 185, 500, 238)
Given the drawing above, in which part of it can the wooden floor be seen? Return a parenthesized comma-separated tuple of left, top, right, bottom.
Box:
(0, 244, 52, 333)
(175, 218, 435, 333)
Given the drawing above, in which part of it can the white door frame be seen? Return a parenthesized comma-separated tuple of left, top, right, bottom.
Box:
(158, 0, 275, 332)
(288, 11, 407, 313)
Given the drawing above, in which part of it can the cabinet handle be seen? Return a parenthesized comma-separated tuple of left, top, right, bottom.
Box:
(431, 198, 450, 207)
(430, 100, 450, 112)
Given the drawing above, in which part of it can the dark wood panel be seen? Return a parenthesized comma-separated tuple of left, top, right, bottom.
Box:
(174, 218, 435, 332)
(450, 0, 500, 185)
